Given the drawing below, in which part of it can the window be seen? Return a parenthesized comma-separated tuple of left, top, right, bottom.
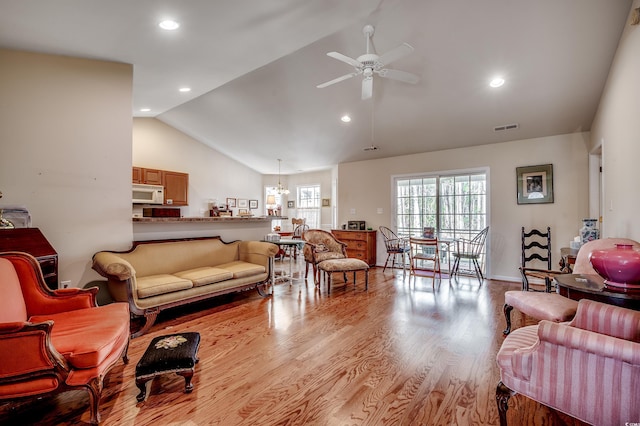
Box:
(395, 170, 488, 271)
(297, 185, 320, 228)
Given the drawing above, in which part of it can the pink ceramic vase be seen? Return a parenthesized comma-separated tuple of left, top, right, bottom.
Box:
(589, 244, 640, 290)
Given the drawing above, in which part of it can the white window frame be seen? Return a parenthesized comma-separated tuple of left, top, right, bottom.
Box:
(297, 184, 320, 228)
(392, 167, 489, 274)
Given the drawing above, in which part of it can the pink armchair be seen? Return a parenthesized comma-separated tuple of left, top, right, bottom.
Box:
(0, 252, 130, 424)
(496, 299, 640, 426)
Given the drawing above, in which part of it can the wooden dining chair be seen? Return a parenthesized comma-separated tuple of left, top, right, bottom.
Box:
(409, 237, 441, 290)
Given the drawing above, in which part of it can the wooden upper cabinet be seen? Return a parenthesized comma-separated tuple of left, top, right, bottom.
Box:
(142, 168, 163, 185)
(132, 167, 189, 206)
(132, 167, 142, 184)
(163, 171, 189, 206)
(133, 167, 163, 185)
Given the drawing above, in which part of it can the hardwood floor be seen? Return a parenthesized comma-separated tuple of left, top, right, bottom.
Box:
(0, 259, 587, 425)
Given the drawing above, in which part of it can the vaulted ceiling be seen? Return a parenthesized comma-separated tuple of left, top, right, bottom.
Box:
(0, 0, 632, 174)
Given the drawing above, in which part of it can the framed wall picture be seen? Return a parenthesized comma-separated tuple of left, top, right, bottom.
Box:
(226, 198, 237, 208)
(238, 198, 248, 208)
(249, 199, 258, 209)
(322, 198, 330, 207)
(287, 200, 295, 208)
(516, 164, 554, 204)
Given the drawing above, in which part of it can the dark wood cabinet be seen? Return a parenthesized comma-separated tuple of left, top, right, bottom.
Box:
(331, 229, 377, 266)
(0, 228, 58, 289)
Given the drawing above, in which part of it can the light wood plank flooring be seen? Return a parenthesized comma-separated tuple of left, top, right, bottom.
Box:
(0, 259, 587, 425)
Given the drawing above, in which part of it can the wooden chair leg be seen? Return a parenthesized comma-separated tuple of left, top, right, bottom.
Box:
(503, 303, 514, 335)
(496, 381, 515, 426)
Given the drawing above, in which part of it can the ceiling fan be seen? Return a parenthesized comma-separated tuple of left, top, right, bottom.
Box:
(317, 25, 419, 100)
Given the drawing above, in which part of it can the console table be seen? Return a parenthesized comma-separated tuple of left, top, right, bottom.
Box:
(555, 273, 640, 311)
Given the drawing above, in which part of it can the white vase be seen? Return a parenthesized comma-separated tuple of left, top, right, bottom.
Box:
(580, 218, 599, 245)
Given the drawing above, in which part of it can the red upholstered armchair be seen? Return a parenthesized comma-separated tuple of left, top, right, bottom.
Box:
(0, 252, 130, 424)
(496, 299, 640, 426)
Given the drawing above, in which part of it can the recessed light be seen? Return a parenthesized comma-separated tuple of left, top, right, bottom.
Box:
(159, 20, 180, 30)
(179, 87, 191, 93)
(140, 108, 151, 112)
(341, 115, 351, 123)
(490, 77, 505, 88)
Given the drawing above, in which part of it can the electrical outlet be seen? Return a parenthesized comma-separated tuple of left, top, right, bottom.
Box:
(61, 280, 71, 288)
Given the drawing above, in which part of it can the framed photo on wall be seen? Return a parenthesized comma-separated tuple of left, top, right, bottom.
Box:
(249, 199, 258, 209)
(226, 198, 237, 208)
(516, 164, 554, 204)
(322, 198, 330, 207)
(287, 200, 295, 208)
(238, 199, 248, 208)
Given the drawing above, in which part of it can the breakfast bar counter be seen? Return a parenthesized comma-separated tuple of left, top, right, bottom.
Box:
(132, 216, 287, 243)
(133, 216, 277, 223)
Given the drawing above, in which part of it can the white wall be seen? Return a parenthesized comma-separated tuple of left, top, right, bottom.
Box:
(133, 118, 264, 218)
(337, 133, 590, 281)
(285, 169, 334, 229)
(0, 49, 133, 288)
(590, 0, 640, 240)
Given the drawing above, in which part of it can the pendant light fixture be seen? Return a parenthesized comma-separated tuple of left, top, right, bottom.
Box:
(276, 159, 290, 195)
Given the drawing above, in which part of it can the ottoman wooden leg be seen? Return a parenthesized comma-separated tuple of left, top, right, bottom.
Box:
(365, 269, 369, 290)
(177, 369, 195, 393)
(136, 378, 149, 402)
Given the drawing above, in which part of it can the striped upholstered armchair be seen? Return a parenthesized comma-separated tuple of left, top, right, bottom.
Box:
(496, 299, 640, 426)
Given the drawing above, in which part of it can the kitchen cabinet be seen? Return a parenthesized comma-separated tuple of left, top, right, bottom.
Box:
(331, 229, 377, 266)
(132, 167, 189, 206)
(133, 167, 163, 185)
(163, 171, 189, 206)
(0, 228, 58, 289)
(132, 167, 142, 183)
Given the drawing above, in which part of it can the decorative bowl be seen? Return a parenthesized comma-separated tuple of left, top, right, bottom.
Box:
(589, 244, 640, 290)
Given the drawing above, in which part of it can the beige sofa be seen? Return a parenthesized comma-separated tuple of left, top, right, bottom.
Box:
(92, 236, 278, 337)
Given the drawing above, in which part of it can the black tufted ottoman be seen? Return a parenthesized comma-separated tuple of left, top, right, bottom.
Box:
(135, 332, 201, 402)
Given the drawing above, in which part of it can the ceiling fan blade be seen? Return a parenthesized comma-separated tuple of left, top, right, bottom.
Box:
(316, 71, 360, 89)
(327, 51, 362, 68)
(376, 68, 420, 84)
(362, 77, 373, 100)
(377, 43, 414, 67)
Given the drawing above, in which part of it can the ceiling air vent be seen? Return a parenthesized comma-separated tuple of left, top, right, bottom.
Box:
(494, 123, 519, 132)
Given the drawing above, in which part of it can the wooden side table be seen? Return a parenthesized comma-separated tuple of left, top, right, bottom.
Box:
(0, 228, 58, 289)
(559, 247, 579, 272)
(555, 274, 640, 311)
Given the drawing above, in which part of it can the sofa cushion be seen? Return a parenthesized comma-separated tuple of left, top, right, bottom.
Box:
(217, 261, 265, 278)
(0, 258, 27, 323)
(175, 267, 234, 287)
(29, 302, 130, 369)
(136, 274, 193, 299)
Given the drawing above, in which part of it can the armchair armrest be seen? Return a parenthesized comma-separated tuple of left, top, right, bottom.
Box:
(538, 320, 640, 365)
(92, 251, 136, 281)
(238, 241, 279, 266)
(0, 321, 69, 384)
(569, 299, 640, 341)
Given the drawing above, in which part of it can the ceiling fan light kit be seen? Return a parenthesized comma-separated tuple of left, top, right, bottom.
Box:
(317, 25, 419, 100)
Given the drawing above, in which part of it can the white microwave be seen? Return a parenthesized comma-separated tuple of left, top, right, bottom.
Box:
(132, 184, 164, 205)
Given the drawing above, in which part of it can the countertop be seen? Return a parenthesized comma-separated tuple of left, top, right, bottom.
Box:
(133, 216, 287, 223)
